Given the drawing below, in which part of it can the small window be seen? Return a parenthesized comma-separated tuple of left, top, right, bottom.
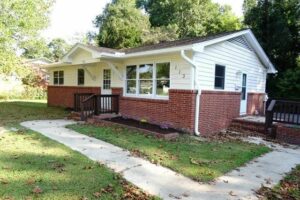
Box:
(241, 74, 247, 100)
(214, 65, 225, 89)
(103, 69, 111, 89)
(77, 69, 84, 85)
(126, 65, 137, 94)
(53, 71, 64, 85)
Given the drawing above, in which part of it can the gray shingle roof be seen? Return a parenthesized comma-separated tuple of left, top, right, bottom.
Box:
(84, 29, 249, 55)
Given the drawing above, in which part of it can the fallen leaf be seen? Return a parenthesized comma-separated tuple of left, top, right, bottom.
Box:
(93, 192, 101, 198)
(32, 186, 43, 194)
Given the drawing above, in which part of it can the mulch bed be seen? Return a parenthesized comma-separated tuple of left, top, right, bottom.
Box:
(104, 117, 178, 135)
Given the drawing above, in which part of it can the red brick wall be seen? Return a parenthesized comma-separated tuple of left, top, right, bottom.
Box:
(199, 90, 241, 135)
(112, 88, 197, 133)
(48, 86, 101, 108)
(276, 124, 300, 145)
(247, 93, 265, 115)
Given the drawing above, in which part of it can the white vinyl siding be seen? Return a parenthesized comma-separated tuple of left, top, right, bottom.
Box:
(193, 40, 267, 93)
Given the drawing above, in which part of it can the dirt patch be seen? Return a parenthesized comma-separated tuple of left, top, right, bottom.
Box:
(105, 117, 178, 134)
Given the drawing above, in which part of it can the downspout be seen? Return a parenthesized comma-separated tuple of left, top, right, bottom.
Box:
(180, 50, 201, 136)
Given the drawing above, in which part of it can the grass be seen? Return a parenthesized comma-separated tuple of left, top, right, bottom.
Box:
(258, 165, 300, 200)
(0, 100, 157, 200)
(68, 123, 271, 182)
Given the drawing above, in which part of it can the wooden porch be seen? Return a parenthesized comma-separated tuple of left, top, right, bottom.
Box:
(74, 93, 119, 121)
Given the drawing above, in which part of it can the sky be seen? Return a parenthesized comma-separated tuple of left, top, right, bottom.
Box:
(42, 0, 244, 41)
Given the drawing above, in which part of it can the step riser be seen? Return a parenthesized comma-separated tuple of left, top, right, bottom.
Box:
(229, 120, 266, 134)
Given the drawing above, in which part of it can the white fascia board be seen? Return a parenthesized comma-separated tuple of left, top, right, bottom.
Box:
(42, 62, 72, 69)
(96, 45, 193, 59)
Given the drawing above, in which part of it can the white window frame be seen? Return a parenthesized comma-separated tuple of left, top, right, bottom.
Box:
(124, 62, 171, 99)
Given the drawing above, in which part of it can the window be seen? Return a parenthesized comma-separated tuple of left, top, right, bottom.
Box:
(126, 62, 170, 97)
(126, 65, 137, 94)
(214, 65, 225, 89)
(103, 69, 111, 90)
(139, 64, 153, 94)
(156, 63, 170, 96)
(77, 69, 84, 85)
(53, 71, 64, 85)
(241, 74, 247, 100)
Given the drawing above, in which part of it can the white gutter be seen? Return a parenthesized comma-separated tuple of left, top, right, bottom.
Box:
(180, 50, 201, 136)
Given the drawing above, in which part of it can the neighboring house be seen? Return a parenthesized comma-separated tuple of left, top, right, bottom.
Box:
(44, 29, 276, 135)
(24, 58, 53, 87)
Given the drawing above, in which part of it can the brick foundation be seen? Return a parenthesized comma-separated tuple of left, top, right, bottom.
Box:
(112, 88, 197, 133)
(199, 90, 241, 135)
(276, 124, 300, 145)
(48, 86, 101, 108)
(247, 93, 265, 115)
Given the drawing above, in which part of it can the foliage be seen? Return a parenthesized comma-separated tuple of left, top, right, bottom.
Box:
(94, 0, 150, 49)
(0, 0, 54, 75)
(48, 38, 71, 61)
(0, 101, 158, 200)
(244, 0, 300, 97)
(141, 0, 243, 38)
(276, 66, 300, 99)
(142, 25, 179, 45)
(20, 38, 51, 59)
(69, 123, 270, 182)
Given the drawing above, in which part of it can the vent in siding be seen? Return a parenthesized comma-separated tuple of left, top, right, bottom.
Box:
(228, 36, 253, 51)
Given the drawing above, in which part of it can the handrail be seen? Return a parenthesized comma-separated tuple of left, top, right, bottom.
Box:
(78, 94, 120, 121)
(265, 99, 300, 137)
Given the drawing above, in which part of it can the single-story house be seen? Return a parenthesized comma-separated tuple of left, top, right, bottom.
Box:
(44, 29, 277, 135)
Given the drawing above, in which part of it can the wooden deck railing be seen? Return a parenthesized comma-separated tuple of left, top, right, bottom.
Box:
(74, 93, 94, 112)
(265, 99, 300, 136)
(77, 94, 119, 121)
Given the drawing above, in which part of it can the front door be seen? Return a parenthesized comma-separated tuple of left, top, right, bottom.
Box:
(102, 69, 112, 95)
(240, 73, 247, 115)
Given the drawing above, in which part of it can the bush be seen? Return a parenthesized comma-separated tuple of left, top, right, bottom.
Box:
(20, 86, 47, 100)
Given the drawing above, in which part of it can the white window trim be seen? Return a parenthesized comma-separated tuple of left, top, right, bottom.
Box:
(124, 62, 171, 100)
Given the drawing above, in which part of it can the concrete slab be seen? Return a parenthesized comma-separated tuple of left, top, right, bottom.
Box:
(21, 120, 300, 200)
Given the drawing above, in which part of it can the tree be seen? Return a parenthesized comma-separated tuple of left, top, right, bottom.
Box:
(20, 38, 51, 59)
(142, 25, 179, 45)
(142, 0, 242, 38)
(94, 0, 150, 49)
(48, 38, 71, 61)
(244, 0, 300, 97)
(0, 0, 54, 75)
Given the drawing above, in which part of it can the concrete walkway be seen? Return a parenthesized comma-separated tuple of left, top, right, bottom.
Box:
(21, 120, 300, 200)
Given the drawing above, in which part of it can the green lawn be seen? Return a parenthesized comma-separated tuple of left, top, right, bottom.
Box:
(258, 165, 300, 200)
(0, 101, 157, 200)
(68, 123, 271, 182)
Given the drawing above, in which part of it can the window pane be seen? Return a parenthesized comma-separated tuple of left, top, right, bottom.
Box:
(59, 78, 64, 85)
(242, 74, 247, 87)
(215, 65, 225, 77)
(78, 69, 84, 85)
(156, 63, 170, 79)
(241, 87, 246, 100)
(54, 71, 58, 78)
(103, 69, 111, 80)
(139, 64, 153, 79)
(139, 80, 153, 94)
(156, 80, 170, 96)
(214, 77, 224, 89)
(126, 65, 136, 79)
(59, 71, 64, 77)
(127, 80, 136, 94)
(103, 80, 111, 89)
(54, 78, 58, 85)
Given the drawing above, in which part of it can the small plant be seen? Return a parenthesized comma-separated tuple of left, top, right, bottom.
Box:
(140, 119, 147, 123)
